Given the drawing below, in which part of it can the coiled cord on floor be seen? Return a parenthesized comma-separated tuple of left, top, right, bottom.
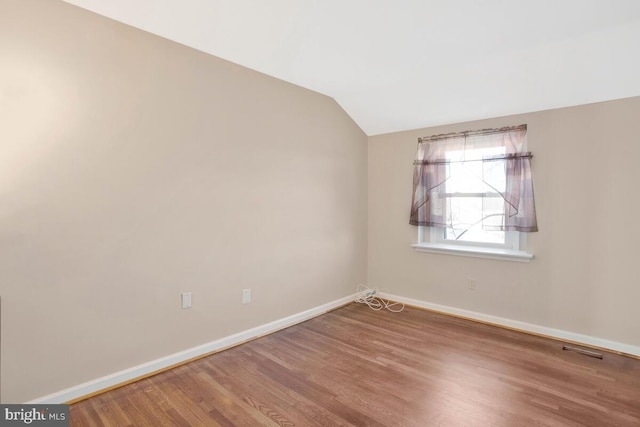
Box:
(354, 284, 405, 312)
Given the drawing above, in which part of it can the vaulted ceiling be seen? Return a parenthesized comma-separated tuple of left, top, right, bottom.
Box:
(62, 0, 640, 135)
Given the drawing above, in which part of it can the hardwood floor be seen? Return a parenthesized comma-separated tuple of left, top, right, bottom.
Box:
(70, 303, 640, 426)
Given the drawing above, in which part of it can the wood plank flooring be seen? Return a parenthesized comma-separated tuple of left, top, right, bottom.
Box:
(70, 303, 640, 426)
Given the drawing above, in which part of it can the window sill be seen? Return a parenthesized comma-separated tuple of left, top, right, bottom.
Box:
(411, 243, 534, 263)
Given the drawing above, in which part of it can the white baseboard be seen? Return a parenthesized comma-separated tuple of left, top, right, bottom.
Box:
(381, 292, 640, 358)
(28, 294, 355, 404)
(28, 292, 640, 404)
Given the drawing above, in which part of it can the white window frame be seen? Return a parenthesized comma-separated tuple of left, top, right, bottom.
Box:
(412, 226, 532, 262)
(411, 137, 534, 263)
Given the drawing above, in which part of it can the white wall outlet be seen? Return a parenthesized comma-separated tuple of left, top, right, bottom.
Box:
(467, 279, 476, 291)
(182, 292, 192, 309)
(242, 288, 251, 304)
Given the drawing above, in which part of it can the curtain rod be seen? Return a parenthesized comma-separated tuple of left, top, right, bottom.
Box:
(413, 152, 533, 165)
(418, 124, 527, 143)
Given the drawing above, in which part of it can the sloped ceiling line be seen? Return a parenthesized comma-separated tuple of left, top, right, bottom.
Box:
(62, 0, 640, 135)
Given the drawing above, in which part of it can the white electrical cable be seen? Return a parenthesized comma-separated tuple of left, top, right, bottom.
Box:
(354, 284, 405, 312)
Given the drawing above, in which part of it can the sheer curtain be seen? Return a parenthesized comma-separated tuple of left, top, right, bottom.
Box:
(409, 124, 538, 232)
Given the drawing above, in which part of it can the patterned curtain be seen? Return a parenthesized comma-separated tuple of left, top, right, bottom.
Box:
(409, 124, 538, 232)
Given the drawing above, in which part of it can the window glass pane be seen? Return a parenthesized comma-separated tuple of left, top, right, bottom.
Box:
(481, 196, 505, 230)
(444, 197, 505, 244)
(447, 160, 485, 193)
(443, 146, 507, 245)
(446, 147, 506, 193)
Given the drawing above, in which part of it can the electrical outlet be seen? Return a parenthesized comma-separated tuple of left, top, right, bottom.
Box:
(242, 288, 251, 304)
(467, 279, 476, 291)
(182, 292, 192, 309)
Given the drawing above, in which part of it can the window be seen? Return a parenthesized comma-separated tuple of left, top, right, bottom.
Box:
(410, 125, 537, 262)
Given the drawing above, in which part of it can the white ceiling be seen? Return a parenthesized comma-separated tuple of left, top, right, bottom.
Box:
(62, 0, 640, 135)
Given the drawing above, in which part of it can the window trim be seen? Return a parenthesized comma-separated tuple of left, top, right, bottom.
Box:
(413, 226, 533, 262)
(435, 224, 520, 250)
(411, 241, 534, 262)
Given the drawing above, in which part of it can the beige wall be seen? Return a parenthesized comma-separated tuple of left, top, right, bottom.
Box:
(3, 0, 638, 406)
(369, 96, 640, 348)
(0, 0, 367, 403)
